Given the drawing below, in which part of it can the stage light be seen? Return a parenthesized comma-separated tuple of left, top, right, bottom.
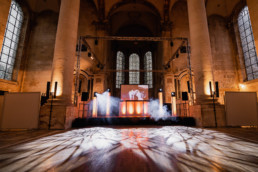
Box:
(94, 92, 98, 97)
(106, 92, 111, 116)
(92, 97, 97, 117)
(171, 93, 177, 116)
(176, 52, 179, 58)
(76, 44, 87, 52)
(121, 102, 126, 115)
(164, 64, 170, 70)
(180, 46, 187, 53)
(97, 63, 104, 69)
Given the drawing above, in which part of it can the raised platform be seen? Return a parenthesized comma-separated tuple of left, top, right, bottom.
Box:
(72, 117, 196, 127)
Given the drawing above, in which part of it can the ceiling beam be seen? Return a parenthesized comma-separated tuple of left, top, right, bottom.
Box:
(82, 35, 187, 41)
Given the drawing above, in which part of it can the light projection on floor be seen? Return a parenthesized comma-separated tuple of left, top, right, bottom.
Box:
(0, 127, 257, 172)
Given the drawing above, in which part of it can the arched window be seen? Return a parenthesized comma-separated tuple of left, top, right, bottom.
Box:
(116, 51, 125, 88)
(129, 53, 140, 84)
(0, 0, 23, 80)
(144, 51, 153, 88)
(238, 6, 258, 81)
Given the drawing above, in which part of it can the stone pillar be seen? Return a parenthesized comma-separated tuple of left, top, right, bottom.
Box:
(0, 0, 11, 52)
(187, 0, 214, 103)
(187, 0, 227, 127)
(247, 0, 258, 56)
(161, 30, 172, 103)
(40, 0, 80, 129)
(51, 0, 80, 104)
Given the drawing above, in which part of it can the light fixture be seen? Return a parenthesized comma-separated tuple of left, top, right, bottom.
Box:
(95, 40, 98, 45)
(164, 64, 170, 70)
(170, 41, 174, 47)
(180, 46, 187, 53)
(176, 52, 179, 58)
(94, 92, 98, 97)
(239, 84, 246, 89)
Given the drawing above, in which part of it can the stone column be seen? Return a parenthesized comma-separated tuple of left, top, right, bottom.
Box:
(51, 0, 80, 104)
(247, 0, 258, 56)
(39, 0, 80, 129)
(187, 0, 214, 103)
(0, 0, 11, 52)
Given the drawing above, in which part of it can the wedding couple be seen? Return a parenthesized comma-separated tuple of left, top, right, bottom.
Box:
(128, 90, 146, 100)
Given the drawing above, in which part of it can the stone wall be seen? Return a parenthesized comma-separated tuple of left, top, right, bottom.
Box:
(78, 0, 98, 72)
(22, 11, 58, 94)
(208, 15, 239, 104)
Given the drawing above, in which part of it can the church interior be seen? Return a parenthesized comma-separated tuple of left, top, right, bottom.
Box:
(0, 0, 258, 171)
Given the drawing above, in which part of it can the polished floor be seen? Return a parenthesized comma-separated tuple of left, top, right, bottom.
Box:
(0, 126, 258, 172)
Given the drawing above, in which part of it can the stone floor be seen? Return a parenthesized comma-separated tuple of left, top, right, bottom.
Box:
(0, 126, 257, 172)
(0, 130, 62, 149)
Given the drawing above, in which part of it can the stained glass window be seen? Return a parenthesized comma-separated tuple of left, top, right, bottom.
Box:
(116, 51, 125, 88)
(0, 0, 23, 80)
(129, 53, 140, 84)
(238, 6, 258, 80)
(144, 51, 153, 88)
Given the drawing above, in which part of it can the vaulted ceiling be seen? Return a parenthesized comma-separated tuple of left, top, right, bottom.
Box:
(23, 0, 243, 21)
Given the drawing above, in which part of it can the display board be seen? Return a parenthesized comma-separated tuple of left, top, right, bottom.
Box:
(0, 92, 40, 129)
(225, 92, 258, 126)
(121, 85, 149, 100)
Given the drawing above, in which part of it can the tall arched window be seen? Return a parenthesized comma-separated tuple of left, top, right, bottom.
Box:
(144, 51, 153, 88)
(238, 6, 258, 81)
(116, 51, 125, 88)
(129, 53, 140, 84)
(0, 0, 23, 80)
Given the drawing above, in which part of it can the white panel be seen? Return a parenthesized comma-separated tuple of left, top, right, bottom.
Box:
(0, 92, 40, 129)
(225, 92, 258, 126)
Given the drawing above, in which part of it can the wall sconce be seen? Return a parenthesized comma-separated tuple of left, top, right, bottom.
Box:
(239, 84, 246, 89)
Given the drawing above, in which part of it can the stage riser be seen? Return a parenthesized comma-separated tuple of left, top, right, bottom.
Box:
(72, 117, 196, 127)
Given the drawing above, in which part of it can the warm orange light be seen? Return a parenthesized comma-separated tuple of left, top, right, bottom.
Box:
(172, 97, 177, 117)
(158, 92, 163, 112)
(135, 102, 143, 115)
(144, 102, 148, 115)
(239, 84, 246, 89)
(51, 82, 62, 97)
(120, 102, 126, 116)
(128, 102, 134, 115)
(92, 97, 97, 117)
(106, 92, 111, 116)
